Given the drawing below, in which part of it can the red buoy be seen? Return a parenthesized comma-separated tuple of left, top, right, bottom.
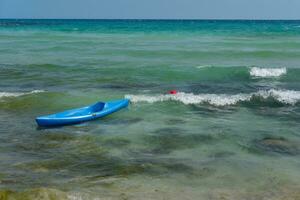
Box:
(168, 90, 178, 95)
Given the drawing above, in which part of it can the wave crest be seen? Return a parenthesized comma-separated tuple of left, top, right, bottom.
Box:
(125, 90, 300, 106)
(0, 90, 44, 99)
(250, 67, 287, 78)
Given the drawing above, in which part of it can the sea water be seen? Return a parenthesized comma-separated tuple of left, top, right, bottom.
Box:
(0, 19, 300, 199)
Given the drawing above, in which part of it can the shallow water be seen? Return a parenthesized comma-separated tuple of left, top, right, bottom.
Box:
(0, 19, 300, 199)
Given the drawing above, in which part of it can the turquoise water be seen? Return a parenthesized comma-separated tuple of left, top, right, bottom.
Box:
(0, 19, 300, 199)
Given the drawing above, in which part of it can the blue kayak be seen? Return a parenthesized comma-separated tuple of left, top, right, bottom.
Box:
(36, 99, 129, 127)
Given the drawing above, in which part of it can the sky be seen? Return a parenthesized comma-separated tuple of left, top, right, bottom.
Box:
(1, 0, 300, 19)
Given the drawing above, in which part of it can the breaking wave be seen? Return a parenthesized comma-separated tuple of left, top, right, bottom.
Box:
(0, 90, 44, 99)
(250, 67, 287, 78)
(194, 65, 292, 81)
(196, 65, 212, 69)
(125, 89, 300, 106)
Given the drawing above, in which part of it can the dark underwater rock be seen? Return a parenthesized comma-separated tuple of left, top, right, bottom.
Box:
(249, 107, 300, 124)
(144, 128, 214, 154)
(103, 138, 131, 148)
(14, 141, 62, 153)
(103, 117, 143, 125)
(251, 136, 299, 155)
(114, 157, 214, 178)
(210, 151, 235, 159)
(100, 82, 157, 90)
(153, 127, 185, 134)
(19, 158, 74, 172)
(0, 188, 68, 200)
(190, 104, 237, 116)
(41, 133, 75, 141)
(165, 118, 186, 125)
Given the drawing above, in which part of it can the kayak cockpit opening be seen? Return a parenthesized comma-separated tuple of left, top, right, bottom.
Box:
(90, 102, 105, 112)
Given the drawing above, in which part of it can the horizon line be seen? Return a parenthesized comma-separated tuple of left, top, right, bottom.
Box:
(1, 18, 300, 21)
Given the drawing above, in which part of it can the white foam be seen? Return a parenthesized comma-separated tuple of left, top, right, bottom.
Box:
(126, 93, 250, 106)
(250, 67, 287, 78)
(0, 90, 44, 99)
(261, 89, 300, 105)
(125, 90, 300, 106)
(196, 65, 212, 69)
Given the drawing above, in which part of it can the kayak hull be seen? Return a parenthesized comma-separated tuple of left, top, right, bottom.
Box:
(36, 99, 129, 127)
